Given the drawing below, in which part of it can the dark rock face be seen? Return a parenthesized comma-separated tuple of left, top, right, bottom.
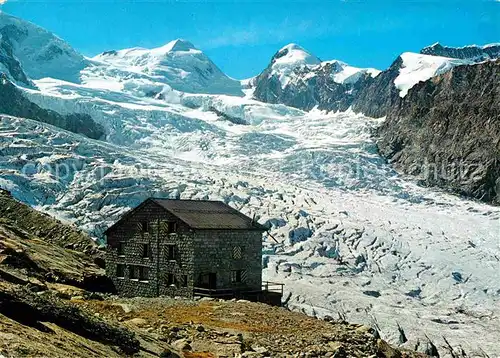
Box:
(0, 25, 32, 86)
(420, 43, 500, 61)
(254, 61, 373, 113)
(0, 74, 105, 139)
(376, 60, 500, 204)
(208, 106, 248, 125)
(254, 53, 402, 117)
(350, 57, 403, 118)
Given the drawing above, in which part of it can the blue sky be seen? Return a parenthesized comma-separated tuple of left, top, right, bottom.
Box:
(2, 0, 499, 79)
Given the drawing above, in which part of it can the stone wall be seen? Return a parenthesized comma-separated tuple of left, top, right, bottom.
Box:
(105, 200, 195, 298)
(192, 230, 263, 292)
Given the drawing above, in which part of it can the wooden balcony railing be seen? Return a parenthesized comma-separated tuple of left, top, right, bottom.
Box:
(262, 281, 284, 295)
(193, 281, 284, 298)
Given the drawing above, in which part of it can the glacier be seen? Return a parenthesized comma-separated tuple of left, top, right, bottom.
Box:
(2, 86, 499, 355)
(0, 12, 499, 357)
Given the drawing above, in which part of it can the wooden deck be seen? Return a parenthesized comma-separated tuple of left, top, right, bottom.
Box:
(193, 281, 284, 306)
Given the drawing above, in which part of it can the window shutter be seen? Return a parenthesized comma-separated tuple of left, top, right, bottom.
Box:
(160, 220, 169, 233)
(233, 246, 242, 259)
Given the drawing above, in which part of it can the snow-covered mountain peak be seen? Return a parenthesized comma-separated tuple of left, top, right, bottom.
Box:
(262, 43, 322, 88)
(272, 43, 321, 68)
(165, 38, 197, 52)
(0, 12, 87, 83)
(90, 38, 243, 96)
(94, 39, 201, 62)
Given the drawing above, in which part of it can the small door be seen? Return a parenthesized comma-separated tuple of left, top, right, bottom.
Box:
(209, 273, 217, 289)
(199, 272, 217, 289)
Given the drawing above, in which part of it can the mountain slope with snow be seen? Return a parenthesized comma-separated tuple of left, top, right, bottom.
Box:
(264, 43, 322, 87)
(91, 39, 243, 96)
(253, 43, 380, 106)
(0, 12, 87, 83)
(0, 32, 31, 86)
(394, 52, 470, 97)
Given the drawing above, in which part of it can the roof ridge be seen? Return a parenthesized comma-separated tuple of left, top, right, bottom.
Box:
(151, 198, 225, 203)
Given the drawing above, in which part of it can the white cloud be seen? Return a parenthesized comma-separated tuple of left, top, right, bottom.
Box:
(0, 0, 7, 4)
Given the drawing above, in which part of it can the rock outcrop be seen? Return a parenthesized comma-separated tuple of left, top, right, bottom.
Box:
(0, 29, 32, 86)
(253, 44, 380, 113)
(0, 75, 105, 139)
(350, 56, 403, 118)
(376, 60, 500, 203)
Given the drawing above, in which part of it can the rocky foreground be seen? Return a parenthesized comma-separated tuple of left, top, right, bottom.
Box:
(0, 189, 431, 358)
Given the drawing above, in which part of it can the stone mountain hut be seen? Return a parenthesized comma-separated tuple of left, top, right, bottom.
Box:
(104, 198, 283, 304)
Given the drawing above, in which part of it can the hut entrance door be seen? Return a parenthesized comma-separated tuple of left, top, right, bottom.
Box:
(199, 272, 217, 289)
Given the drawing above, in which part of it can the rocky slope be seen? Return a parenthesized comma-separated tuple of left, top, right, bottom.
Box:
(0, 189, 99, 254)
(0, 31, 32, 86)
(0, 192, 428, 358)
(253, 44, 379, 112)
(376, 60, 500, 204)
(0, 75, 104, 139)
(0, 189, 105, 288)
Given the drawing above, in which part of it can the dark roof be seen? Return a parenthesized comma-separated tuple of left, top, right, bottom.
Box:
(104, 198, 266, 234)
(151, 199, 266, 231)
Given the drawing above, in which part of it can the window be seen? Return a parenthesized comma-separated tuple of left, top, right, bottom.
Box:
(167, 221, 177, 233)
(167, 244, 176, 261)
(167, 273, 176, 286)
(129, 266, 138, 280)
(116, 264, 125, 278)
(181, 275, 188, 288)
(232, 246, 243, 260)
(231, 270, 244, 283)
(141, 221, 149, 233)
(139, 266, 149, 281)
(142, 243, 150, 258)
(117, 242, 125, 256)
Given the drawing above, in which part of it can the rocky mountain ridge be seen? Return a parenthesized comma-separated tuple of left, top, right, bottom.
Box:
(420, 42, 500, 61)
(252, 44, 499, 203)
(377, 60, 500, 203)
(0, 13, 499, 354)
